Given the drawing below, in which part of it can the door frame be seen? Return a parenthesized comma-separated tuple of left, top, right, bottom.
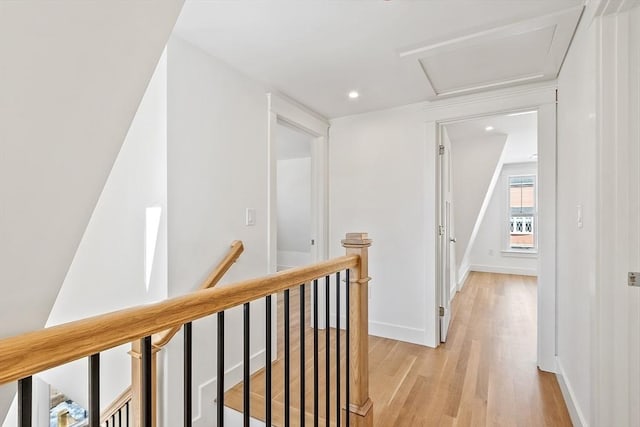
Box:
(427, 83, 557, 372)
(267, 93, 330, 274)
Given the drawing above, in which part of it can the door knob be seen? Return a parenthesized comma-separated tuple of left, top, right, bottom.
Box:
(450, 238, 457, 243)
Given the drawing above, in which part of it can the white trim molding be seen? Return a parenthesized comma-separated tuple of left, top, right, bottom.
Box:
(469, 264, 537, 277)
(556, 357, 588, 427)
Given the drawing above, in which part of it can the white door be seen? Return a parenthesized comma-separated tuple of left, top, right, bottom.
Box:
(438, 129, 455, 342)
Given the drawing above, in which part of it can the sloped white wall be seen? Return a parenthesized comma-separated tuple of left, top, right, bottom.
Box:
(449, 134, 507, 281)
(166, 36, 269, 427)
(469, 162, 538, 276)
(36, 51, 168, 411)
(0, 0, 183, 421)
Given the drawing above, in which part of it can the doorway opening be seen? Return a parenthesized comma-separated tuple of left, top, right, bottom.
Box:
(275, 121, 314, 271)
(436, 108, 548, 366)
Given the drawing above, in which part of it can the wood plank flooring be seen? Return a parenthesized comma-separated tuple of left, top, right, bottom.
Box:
(226, 272, 572, 426)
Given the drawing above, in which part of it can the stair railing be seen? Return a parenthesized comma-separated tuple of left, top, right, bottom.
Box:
(0, 232, 373, 427)
(128, 240, 244, 427)
(100, 386, 131, 427)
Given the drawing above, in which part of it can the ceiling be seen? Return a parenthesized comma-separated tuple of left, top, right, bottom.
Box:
(445, 111, 538, 164)
(174, 0, 583, 118)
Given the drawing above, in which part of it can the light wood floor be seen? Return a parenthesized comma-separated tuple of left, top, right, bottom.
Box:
(226, 272, 572, 426)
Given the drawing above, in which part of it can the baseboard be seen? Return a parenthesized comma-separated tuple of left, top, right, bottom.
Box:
(193, 349, 266, 424)
(328, 314, 426, 345)
(469, 264, 537, 277)
(555, 357, 588, 427)
(370, 320, 425, 345)
(457, 266, 471, 289)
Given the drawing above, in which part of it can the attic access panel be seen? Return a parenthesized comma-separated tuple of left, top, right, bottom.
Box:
(400, 6, 583, 99)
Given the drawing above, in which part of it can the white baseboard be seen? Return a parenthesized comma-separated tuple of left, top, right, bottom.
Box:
(556, 357, 587, 427)
(329, 314, 426, 346)
(369, 320, 425, 345)
(469, 264, 537, 277)
(458, 266, 471, 289)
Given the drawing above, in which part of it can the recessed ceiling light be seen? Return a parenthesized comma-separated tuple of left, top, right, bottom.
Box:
(485, 126, 494, 131)
(348, 90, 359, 99)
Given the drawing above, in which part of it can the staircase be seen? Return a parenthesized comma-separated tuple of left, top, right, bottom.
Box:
(0, 233, 374, 427)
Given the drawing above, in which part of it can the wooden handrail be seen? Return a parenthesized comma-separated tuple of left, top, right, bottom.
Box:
(100, 386, 132, 424)
(153, 240, 244, 348)
(0, 254, 359, 385)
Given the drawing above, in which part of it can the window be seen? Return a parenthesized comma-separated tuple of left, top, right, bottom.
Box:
(508, 175, 536, 249)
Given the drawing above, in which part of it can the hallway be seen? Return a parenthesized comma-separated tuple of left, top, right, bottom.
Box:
(374, 272, 571, 426)
(226, 272, 571, 426)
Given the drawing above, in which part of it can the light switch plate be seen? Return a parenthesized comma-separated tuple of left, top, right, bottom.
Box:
(245, 208, 256, 226)
(577, 204, 583, 228)
(629, 272, 640, 287)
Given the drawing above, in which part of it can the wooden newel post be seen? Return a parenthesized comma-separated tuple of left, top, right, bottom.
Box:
(342, 232, 373, 427)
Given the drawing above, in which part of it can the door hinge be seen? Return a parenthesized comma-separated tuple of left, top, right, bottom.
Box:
(439, 306, 445, 316)
(438, 225, 445, 236)
(438, 145, 445, 155)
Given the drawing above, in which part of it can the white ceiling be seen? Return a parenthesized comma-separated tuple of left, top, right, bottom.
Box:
(445, 111, 538, 164)
(174, 0, 583, 118)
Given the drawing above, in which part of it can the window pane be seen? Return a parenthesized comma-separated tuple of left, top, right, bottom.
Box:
(509, 175, 536, 249)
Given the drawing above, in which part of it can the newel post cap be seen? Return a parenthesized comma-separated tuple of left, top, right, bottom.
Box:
(341, 232, 373, 248)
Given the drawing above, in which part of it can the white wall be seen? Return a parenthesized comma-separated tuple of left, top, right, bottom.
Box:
(0, 1, 182, 421)
(277, 158, 312, 268)
(469, 162, 538, 276)
(555, 6, 598, 425)
(34, 51, 169, 411)
(449, 133, 506, 281)
(330, 104, 432, 345)
(166, 36, 269, 427)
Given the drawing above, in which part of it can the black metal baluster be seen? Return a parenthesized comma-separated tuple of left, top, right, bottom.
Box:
(313, 279, 319, 427)
(335, 272, 341, 427)
(89, 353, 100, 427)
(18, 376, 32, 427)
(118, 408, 122, 427)
(243, 303, 250, 427)
(111, 414, 115, 427)
(300, 284, 306, 427)
(345, 269, 351, 427)
(126, 401, 130, 427)
(284, 289, 291, 427)
(266, 295, 272, 426)
(325, 275, 330, 426)
(217, 311, 225, 427)
(184, 322, 192, 427)
(141, 336, 152, 427)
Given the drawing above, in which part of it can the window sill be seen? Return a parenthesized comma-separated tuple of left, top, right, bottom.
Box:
(501, 249, 538, 258)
